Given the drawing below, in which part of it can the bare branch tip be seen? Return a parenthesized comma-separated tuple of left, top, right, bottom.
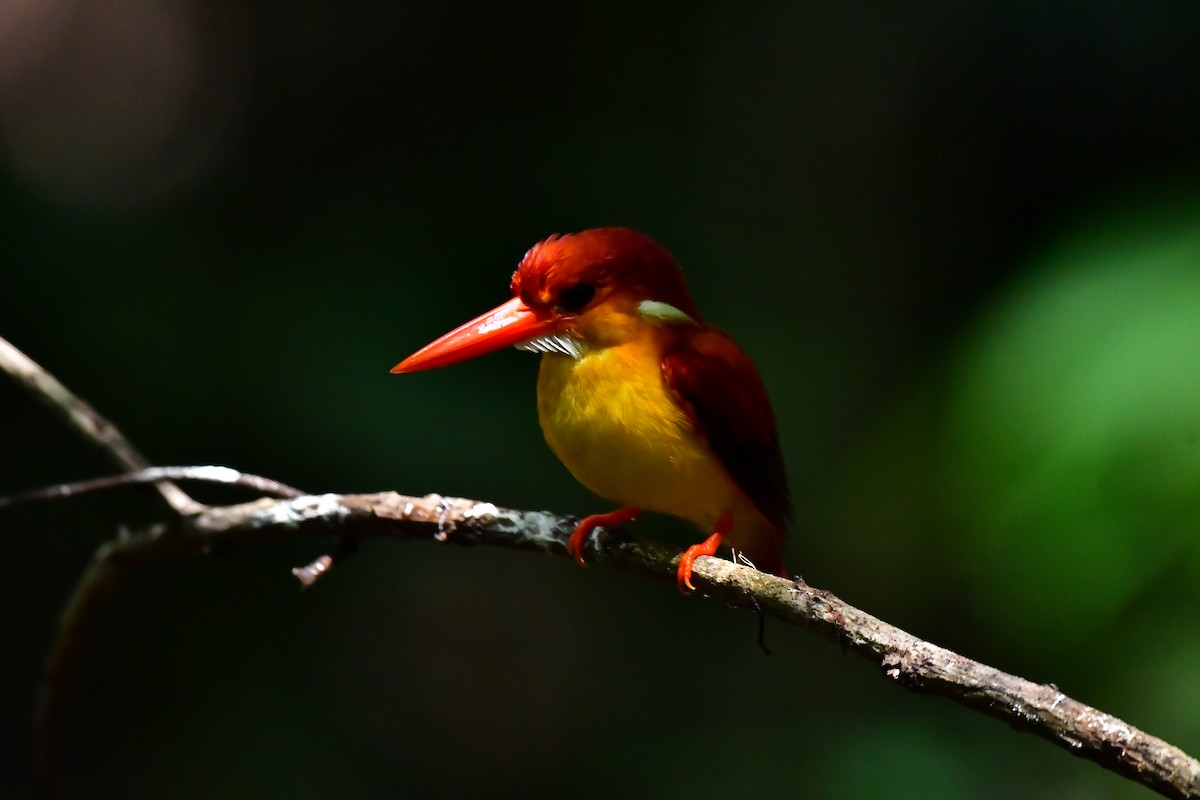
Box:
(292, 555, 334, 588)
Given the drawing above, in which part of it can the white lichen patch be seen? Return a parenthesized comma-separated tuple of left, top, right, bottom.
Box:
(259, 494, 349, 528)
(528, 512, 561, 542)
(700, 557, 741, 582)
(1098, 716, 1134, 742)
(463, 502, 499, 522)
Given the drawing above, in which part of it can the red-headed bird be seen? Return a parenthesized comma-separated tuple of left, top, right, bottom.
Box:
(392, 228, 790, 591)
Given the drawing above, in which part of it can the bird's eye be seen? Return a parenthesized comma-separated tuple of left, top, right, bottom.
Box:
(556, 282, 597, 313)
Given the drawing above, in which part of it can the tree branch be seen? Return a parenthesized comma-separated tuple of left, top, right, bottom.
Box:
(39, 489, 1198, 800)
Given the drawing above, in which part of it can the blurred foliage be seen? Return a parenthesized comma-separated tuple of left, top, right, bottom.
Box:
(944, 192, 1200, 643)
(3, 2, 1200, 799)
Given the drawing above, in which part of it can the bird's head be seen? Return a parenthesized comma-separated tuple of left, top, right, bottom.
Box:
(392, 228, 699, 373)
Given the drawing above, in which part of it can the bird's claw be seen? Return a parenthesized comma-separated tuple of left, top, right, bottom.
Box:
(567, 507, 640, 566)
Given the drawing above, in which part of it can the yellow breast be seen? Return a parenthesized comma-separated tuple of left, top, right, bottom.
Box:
(535, 334, 750, 535)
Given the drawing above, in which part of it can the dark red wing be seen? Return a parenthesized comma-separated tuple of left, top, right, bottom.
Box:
(661, 326, 792, 532)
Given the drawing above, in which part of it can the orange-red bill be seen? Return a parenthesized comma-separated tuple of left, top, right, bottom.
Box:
(391, 296, 555, 373)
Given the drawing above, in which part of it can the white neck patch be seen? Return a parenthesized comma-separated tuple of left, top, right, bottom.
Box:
(637, 299, 696, 325)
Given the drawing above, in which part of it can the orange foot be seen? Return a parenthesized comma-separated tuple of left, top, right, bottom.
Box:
(677, 511, 733, 593)
(567, 507, 641, 565)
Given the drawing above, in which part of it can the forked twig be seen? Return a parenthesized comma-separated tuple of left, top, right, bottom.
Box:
(0, 336, 199, 514)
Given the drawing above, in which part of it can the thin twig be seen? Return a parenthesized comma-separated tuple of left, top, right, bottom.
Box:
(0, 466, 304, 509)
(35, 525, 189, 799)
(0, 336, 199, 514)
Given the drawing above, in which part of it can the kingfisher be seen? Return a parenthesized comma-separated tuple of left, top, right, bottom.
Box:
(392, 228, 790, 591)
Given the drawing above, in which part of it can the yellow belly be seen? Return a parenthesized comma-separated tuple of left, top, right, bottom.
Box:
(535, 342, 772, 553)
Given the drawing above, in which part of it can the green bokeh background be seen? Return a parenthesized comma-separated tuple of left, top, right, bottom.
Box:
(3, 3, 1199, 798)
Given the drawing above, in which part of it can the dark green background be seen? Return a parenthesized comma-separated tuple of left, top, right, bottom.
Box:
(3, 3, 1199, 798)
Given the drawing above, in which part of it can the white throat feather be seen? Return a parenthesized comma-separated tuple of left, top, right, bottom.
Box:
(515, 334, 584, 359)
